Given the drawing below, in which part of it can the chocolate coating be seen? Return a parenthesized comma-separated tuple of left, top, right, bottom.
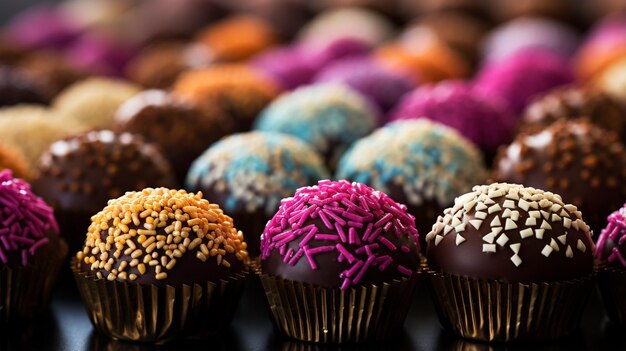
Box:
(426, 183, 595, 283)
(520, 86, 626, 141)
(0, 66, 48, 107)
(492, 121, 626, 233)
(33, 131, 178, 250)
(18, 53, 87, 99)
(115, 90, 228, 183)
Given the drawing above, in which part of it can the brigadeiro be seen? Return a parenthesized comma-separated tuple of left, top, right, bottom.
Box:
(0, 142, 31, 181)
(114, 89, 228, 182)
(482, 17, 580, 63)
(259, 180, 420, 343)
(18, 52, 87, 99)
(186, 131, 330, 255)
(255, 84, 377, 170)
(251, 46, 317, 90)
(574, 14, 626, 81)
(490, 0, 575, 23)
(0, 65, 49, 107)
(0, 170, 68, 323)
(73, 187, 249, 342)
(426, 183, 595, 341)
(32, 130, 178, 251)
(314, 57, 416, 115)
(519, 85, 626, 141)
(65, 33, 136, 77)
(53, 77, 141, 131)
(595, 204, 626, 328)
(174, 64, 280, 133)
(492, 120, 626, 233)
(390, 81, 516, 160)
(475, 49, 575, 115)
(595, 56, 626, 102)
(336, 120, 487, 250)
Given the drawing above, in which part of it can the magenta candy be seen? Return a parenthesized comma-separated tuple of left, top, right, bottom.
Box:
(595, 205, 626, 267)
(252, 46, 317, 90)
(66, 34, 136, 77)
(5, 5, 82, 51)
(305, 37, 371, 68)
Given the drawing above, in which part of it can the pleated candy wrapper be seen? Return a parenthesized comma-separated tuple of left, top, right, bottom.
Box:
(71, 258, 248, 343)
(0, 240, 68, 323)
(259, 272, 419, 344)
(597, 266, 626, 327)
(427, 270, 595, 342)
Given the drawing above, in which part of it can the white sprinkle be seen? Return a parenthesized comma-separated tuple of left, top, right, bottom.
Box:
(518, 199, 530, 211)
(511, 211, 520, 221)
(455, 223, 466, 233)
(488, 204, 502, 214)
(577, 239, 586, 252)
(492, 227, 503, 236)
(540, 221, 552, 230)
(476, 202, 488, 211)
(520, 228, 533, 239)
(435, 235, 444, 246)
(456, 234, 466, 246)
(502, 208, 512, 218)
(550, 238, 560, 251)
(470, 219, 483, 230)
(563, 218, 572, 229)
(444, 225, 454, 235)
(529, 201, 539, 209)
(539, 199, 552, 208)
(529, 211, 541, 219)
(432, 222, 444, 233)
(572, 220, 579, 231)
(491, 217, 501, 227)
(564, 204, 577, 213)
(483, 232, 495, 243)
(484, 198, 496, 205)
(507, 190, 520, 200)
(510, 243, 521, 254)
(488, 189, 506, 198)
(443, 214, 452, 224)
(566, 246, 573, 258)
(483, 244, 496, 253)
(497, 234, 509, 246)
(550, 204, 562, 213)
(541, 210, 550, 220)
(452, 217, 462, 227)
(505, 218, 518, 230)
(541, 245, 553, 257)
(535, 229, 545, 239)
(463, 200, 477, 211)
(475, 211, 487, 220)
(511, 254, 522, 266)
(551, 214, 561, 222)
(503, 200, 516, 209)
(557, 234, 567, 245)
(525, 217, 537, 226)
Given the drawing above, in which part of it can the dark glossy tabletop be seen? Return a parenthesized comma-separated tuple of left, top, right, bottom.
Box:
(0, 268, 622, 351)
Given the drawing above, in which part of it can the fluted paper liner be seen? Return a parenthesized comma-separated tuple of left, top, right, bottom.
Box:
(598, 266, 626, 327)
(428, 271, 595, 342)
(259, 273, 419, 343)
(0, 239, 68, 323)
(71, 258, 247, 343)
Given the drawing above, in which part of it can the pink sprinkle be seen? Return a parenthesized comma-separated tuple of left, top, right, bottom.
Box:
(397, 265, 413, 276)
(336, 244, 356, 263)
(378, 236, 397, 251)
(368, 227, 383, 243)
(317, 209, 333, 230)
(348, 227, 360, 245)
(347, 221, 364, 228)
(308, 246, 335, 255)
(282, 248, 293, 263)
(288, 248, 305, 266)
(29, 237, 49, 255)
(374, 213, 393, 228)
(303, 247, 318, 270)
(21, 249, 27, 266)
(353, 256, 376, 285)
(362, 223, 373, 242)
(401, 245, 411, 253)
(315, 234, 339, 241)
(335, 223, 347, 243)
(345, 260, 364, 278)
(341, 278, 351, 290)
(299, 226, 319, 248)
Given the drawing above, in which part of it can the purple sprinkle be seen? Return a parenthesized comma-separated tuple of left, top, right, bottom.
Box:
(353, 255, 376, 285)
(348, 227, 361, 245)
(336, 244, 356, 263)
(288, 248, 305, 266)
(374, 213, 393, 228)
(341, 278, 351, 290)
(345, 260, 364, 278)
(401, 245, 411, 253)
(368, 227, 383, 243)
(317, 209, 333, 230)
(29, 237, 49, 255)
(397, 265, 413, 276)
(303, 247, 318, 270)
(308, 246, 335, 255)
(362, 223, 374, 242)
(595, 205, 626, 266)
(315, 234, 339, 241)
(378, 236, 397, 251)
(347, 221, 364, 228)
(335, 223, 347, 243)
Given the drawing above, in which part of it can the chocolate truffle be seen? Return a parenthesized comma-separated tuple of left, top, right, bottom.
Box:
(574, 15, 626, 82)
(186, 131, 330, 255)
(492, 120, 626, 232)
(261, 180, 420, 289)
(314, 57, 415, 115)
(395, 0, 488, 21)
(114, 90, 229, 183)
(255, 84, 377, 170)
(33, 130, 178, 250)
(0, 66, 49, 107)
(475, 49, 575, 115)
(0, 142, 31, 181)
(490, 0, 576, 24)
(174, 65, 280, 133)
(596, 204, 626, 267)
(0, 170, 68, 321)
(596, 56, 626, 102)
(53, 77, 141, 131)
(390, 81, 516, 158)
(195, 15, 277, 62)
(337, 120, 487, 249)
(76, 187, 248, 286)
(18, 52, 87, 99)
(519, 86, 626, 141)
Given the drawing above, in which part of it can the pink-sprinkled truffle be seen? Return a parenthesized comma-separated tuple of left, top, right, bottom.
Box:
(475, 49, 575, 115)
(66, 34, 136, 77)
(315, 57, 416, 115)
(251, 46, 317, 90)
(306, 37, 372, 68)
(261, 179, 420, 290)
(389, 81, 516, 157)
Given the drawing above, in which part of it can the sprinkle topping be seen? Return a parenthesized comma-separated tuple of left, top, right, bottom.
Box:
(260, 180, 419, 290)
(0, 170, 58, 265)
(595, 205, 626, 266)
(76, 188, 248, 282)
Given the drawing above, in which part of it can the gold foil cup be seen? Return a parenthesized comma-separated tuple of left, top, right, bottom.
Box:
(0, 238, 68, 323)
(427, 271, 595, 342)
(259, 273, 419, 344)
(597, 266, 626, 327)
(71, 258, 247, 343)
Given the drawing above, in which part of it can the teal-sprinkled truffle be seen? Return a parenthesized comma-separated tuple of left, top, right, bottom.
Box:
(186, 131, 330, 255)
(254, 84, 378, 170)
(336, 119, 487, 249)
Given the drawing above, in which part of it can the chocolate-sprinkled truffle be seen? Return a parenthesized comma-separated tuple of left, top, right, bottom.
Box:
(53, 77, 141, 131)
(0, 142, 31, 180)
(114, 89, 227, 182)
(596, 204, 626, 267)
(186, 131, 330, 255)
(0, 65, 49, 107)
(475, 50, 575, 115)
(314, 57, 415, 115)
(261, 180, 420, 290)
(33, 130, 178, 250)
(255, 84, 377, 170)
(492, 120, 626, 232)
(174, 64, 280, 133)
(426, 183, 594, 283)
(76, 187, 248, 285)
(337, 120, 487, 248)
(390, 81, 516, 158)
(519, 86, 626, 141)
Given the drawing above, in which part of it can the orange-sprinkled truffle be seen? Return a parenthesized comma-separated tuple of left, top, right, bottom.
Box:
(173, 64, 280, 132)
(0, 142, 31, 180)
(195, 15, 277, 62)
